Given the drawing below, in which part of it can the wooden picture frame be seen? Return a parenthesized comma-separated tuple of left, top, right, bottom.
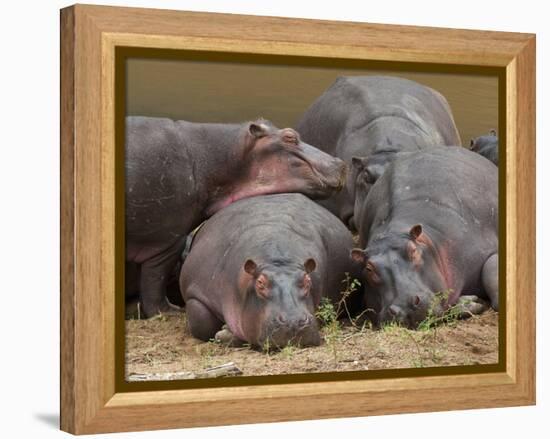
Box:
(60, 4, 536, 434)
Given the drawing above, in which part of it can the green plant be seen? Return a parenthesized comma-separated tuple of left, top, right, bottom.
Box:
(316, 297, 338, 326)
(417, 289, 462, 331)
(336, 274, 361, 323)
(381, 320, 404, 334)
(316, 297, 342, 365)
(279, 343, 297, 360)
(261, 337, 272, 355)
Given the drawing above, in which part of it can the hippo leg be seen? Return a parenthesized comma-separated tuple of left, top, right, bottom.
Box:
(185, 298, 223, 342)
(140, 241, 185, 317)
(481, 253, 499, 311)
(456, 295, 490, 318)
(215, 326, 246, 347)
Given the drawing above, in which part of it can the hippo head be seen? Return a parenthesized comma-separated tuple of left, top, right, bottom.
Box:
(223, 120, 346, 207)
(351, 224, 450, 328)
(239, 258, 321, 349)
(469, 129, 498, 153)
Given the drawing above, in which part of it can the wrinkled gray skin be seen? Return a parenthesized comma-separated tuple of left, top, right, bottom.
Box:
(296, 76, 462, 230)
(352, 147, 498, 328)
(179, 194, 360, 348)
(470, 129, 499, 166)
(126, 116, 346, 317)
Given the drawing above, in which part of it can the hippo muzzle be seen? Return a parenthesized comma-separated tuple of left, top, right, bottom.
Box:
(260, 312, 320, 349)
(326, 159, 347, 193)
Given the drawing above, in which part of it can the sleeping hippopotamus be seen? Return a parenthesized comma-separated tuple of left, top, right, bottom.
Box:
(179, 194, 360, 348)
(296, 76, 461, 229)
(351, 147, 498, 328)
(470, 129, 499, 166)
(126, 117, 346, 317)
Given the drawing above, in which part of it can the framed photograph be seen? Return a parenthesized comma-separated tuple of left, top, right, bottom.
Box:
(60, 4, 535, 434)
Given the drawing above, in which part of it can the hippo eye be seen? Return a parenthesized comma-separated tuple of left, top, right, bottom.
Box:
(255, 275, 271, 299)
(301, 274, 312, 296)
(365, 262, 381, 285)
(407, 242, 422, 265)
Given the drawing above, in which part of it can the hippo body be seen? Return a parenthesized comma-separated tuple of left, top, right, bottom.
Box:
(296, 76, 462, 228)
(351, 147, 498, 328)
(470, 129, 499, 166)
(126, 116, 346, 317)
(179, 194, 360, 348)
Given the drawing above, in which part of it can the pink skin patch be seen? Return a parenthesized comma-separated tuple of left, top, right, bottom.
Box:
(206, 136, 336, 216)
(435, 243, 459, 303)
(221, 296, 247, 342)
(224, 312, 246, 341)
(416, 232, 456, 303)
(223, 268, 267, 343)
(206, 184, 292, 216)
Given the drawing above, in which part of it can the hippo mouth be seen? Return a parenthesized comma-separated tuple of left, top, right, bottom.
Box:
(259, 324, 321, 350)
(309, 163, 347, 198)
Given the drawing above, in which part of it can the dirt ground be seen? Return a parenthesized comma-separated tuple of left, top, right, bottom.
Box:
(125, 310, 498, 381)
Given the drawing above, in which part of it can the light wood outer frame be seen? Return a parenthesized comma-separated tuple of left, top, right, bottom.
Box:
(60, 4, 536, 434)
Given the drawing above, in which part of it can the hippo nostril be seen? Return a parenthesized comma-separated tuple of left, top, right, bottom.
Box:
(297, 314, 312, 328)
(276, 314, 287, 325)
(388, 305, 400, 317)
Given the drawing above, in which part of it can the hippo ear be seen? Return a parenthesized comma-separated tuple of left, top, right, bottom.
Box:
(248, 122, 269, 139)
(409, 224, 423, 241)
(490, 129, 497, 137)
(304, 258, 317, 274)
(469, 139, 475, 149)
(244, 259, 258, 276)
(350, 248, 367, 265)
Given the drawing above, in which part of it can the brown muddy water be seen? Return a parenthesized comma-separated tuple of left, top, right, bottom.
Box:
(127, 58, 498, 146)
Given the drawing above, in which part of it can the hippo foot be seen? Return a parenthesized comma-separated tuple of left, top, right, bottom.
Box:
(456, 295, 490, 319)
(215, 327, 245, 347)
(142, 298, 183, 319)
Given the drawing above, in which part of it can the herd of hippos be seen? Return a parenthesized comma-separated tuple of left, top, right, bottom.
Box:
(125, 75, 499, 350)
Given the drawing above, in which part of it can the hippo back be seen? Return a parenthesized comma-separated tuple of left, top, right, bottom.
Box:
(296, 76, 462, 158)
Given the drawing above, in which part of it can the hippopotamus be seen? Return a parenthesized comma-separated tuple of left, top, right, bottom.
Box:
(470, 129, 499, 166)
(351, 147, 498, 328)
(295, 75, 461, 229)
(126, 116, 346, 317)
(178, 194, 360, 348)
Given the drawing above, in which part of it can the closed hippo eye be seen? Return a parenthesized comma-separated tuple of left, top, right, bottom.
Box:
(407, 241, 422, 266)
(255, 274, 271, 299)
(302, 274, 312, 296)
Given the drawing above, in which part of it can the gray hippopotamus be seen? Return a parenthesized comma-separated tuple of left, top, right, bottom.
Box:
(178, 194, 360, 348)
(470, 129, 499, 166)
(296, 76, 461, 229)
(351, 147, 498, 328)
(126, 116, 346, 317)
